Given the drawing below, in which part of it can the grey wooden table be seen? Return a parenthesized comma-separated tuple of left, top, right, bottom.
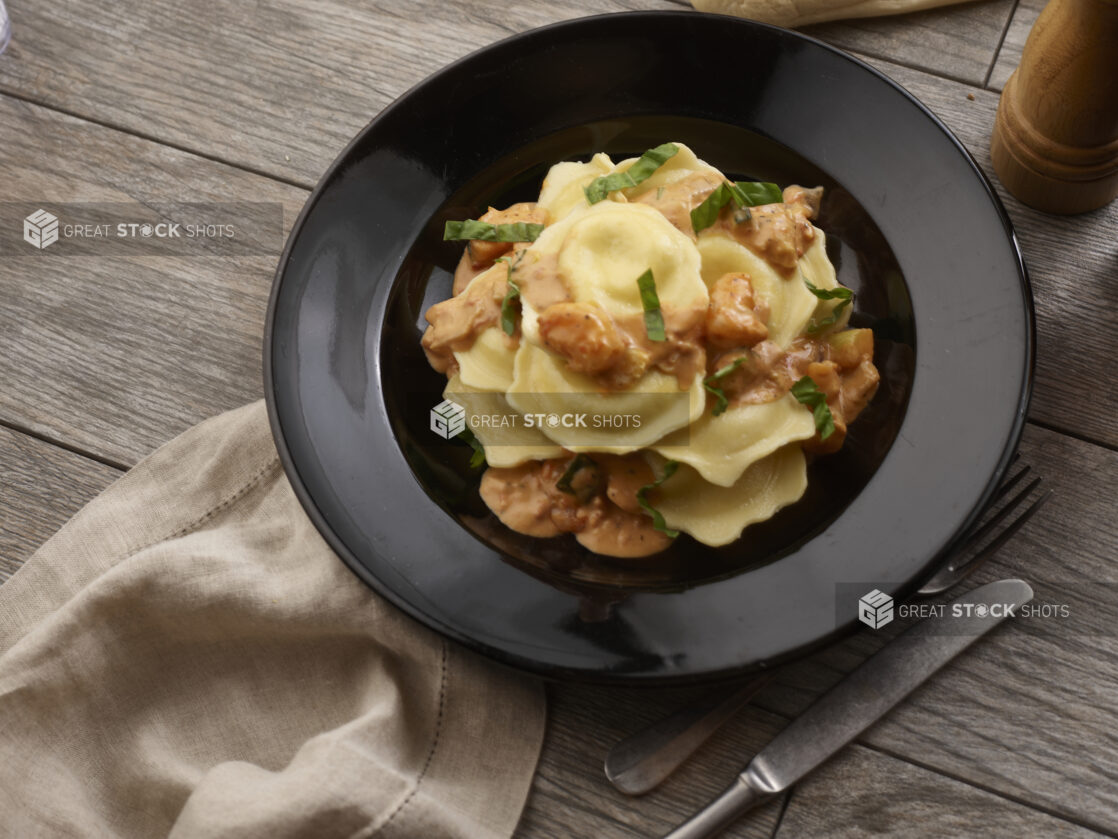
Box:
(2, 1, 1116, 837)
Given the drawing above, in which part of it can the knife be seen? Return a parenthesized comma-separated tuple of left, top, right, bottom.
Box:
(662, 578, 1034, 839)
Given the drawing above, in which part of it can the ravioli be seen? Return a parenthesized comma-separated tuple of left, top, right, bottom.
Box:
(506, 341, 705, 453)
(651, 392, 816, 487)
(650, 446, 809, 547)
(424, 141, 879, 558)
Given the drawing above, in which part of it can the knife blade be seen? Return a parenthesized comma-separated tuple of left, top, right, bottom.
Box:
(662, 578, 1034, 839)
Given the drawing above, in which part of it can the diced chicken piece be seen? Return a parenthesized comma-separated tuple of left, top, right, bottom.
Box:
(826, 327, 874, 370)
(840, 359, 880, 424)
(801, 357, 879, 455)
(575, 507, 674, 558)
(479, 463, 562, 538)
(421, 268, 506, 373)
(705, 272, 769, 349)
(736, 203, 816, 272)
(538, 302, 628, 376)
(782, 185, 824, 219)
(633, 171, 724, 237)
(603, 455, 657, 515)
(802, 360, 846, 455)
(467, 203, 549, 268)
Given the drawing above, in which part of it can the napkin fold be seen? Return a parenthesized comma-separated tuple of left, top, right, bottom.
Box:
(0, 401, 545, 838)
(692, 0, 974, 28)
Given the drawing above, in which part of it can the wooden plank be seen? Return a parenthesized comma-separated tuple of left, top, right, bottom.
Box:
(753, 423, 1118, 834)
(989, 0, 1046, 90)
(0, 427, 120, 580)
(0, 94, 307, 466)
(805, 0, 1016, 86)
(0, 0, 1017, 187)
(775, 744, 1107, 838)
(519, 685, 785, 838)
(856, 57, 1118, 448)
(2, 55, 1116, 475)
(0, 0, 682, 189)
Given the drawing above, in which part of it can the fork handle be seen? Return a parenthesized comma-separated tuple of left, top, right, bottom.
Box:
(662, 775, 773, 839)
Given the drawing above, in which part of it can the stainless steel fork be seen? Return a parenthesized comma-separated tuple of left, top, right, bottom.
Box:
(604, 461, 1051, 796)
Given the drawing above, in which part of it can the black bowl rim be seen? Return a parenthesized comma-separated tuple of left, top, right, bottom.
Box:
(263, 10, 1035, 685)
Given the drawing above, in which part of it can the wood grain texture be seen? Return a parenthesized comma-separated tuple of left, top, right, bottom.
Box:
(753, 423, 1118, 834)
(0, 94, 306, 467)
(0, 0, 682, 189)
(1, 3, 1117, 836)
(989, 0, 1045, 90)
(519, 686, 785, 838)
(805, 0, 1016, 86)
(1, 53, 1115, 475)
(855, 57, 1118, 448)
(0, 0, 1017, 189)
(774, 745, 1107, 838)
(0, 427, 120, 581)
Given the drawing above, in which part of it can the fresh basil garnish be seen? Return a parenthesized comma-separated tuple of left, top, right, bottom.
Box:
(690, 180, 783, 232)
(444, 219, 544, 242)
(702, 356, 749, 417)
(636, 461, 681, 537)
(555, 454, 596, 500)
(584, 143, 679, 204)
(457, 427, 486, 469)
(495, 251, 526, 337)
(499, 279, 521, 337)
(636, 268, 667, 342)
(791, 375, 836, 440)
(733, 181, 783, 207)
(803, 278, 854, 333)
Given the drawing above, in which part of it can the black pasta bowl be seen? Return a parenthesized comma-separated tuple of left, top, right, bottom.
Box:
(264, 11, 1032, 683)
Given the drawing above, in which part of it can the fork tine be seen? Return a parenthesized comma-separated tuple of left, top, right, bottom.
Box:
(917, 467, 1049, 597)
(943, 489, 1052, 581)
(953, 475, 1043, 565)
(993, 463, 1031, 502)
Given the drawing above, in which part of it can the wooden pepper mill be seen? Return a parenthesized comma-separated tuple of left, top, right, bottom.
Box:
(991, 0, 1118, 214)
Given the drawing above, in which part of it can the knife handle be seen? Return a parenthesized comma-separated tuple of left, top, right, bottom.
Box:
(662, 775, 773, 839)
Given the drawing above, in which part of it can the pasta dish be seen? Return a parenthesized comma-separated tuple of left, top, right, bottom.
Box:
(422, 143, 879, 558)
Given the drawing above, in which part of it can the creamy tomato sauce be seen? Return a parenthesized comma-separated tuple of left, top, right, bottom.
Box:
(424, 168, 879, 559)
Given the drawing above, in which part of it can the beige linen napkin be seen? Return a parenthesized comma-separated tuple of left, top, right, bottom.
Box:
(693, 0, 974, 28)
(0, 401, 545, 838)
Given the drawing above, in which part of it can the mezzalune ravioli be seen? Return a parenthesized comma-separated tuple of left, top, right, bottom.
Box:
(422, 143, 880, 559)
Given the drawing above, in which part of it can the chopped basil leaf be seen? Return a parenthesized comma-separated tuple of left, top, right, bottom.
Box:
(690, 183, 733, 231)
(496, 251, 526, 337)
(635, 269, 667, 342)
(702, 356, 749, 417)
(803, 278, 854, 333)
(656, 186, 665, 200)
(457, 428, 486, 469)
(556, 454, 596, 500)
(791, 375, 836, 440)
(733, 181, 783, 207)
(499, 278, 521, 337)
(636, 461, 681, 538)
(444, 219, 544, 242)
(584, 143, 679, 204)
(690, 180, 783, 232)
